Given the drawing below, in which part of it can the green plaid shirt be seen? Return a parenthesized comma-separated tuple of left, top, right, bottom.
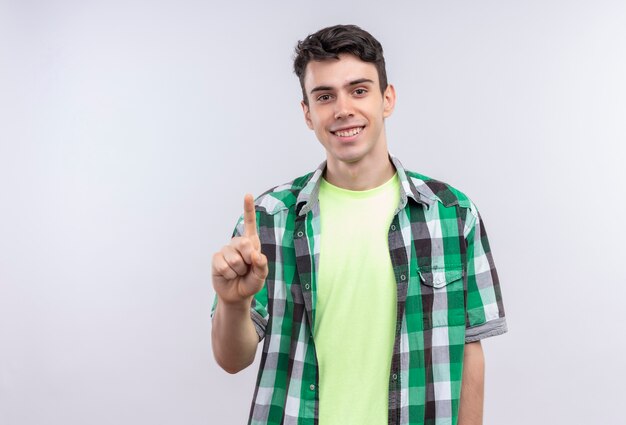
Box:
(213, 155, 507, 425)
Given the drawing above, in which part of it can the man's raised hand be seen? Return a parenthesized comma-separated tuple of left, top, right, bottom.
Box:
(212, 194, 269, 306)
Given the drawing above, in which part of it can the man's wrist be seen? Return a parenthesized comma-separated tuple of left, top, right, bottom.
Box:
(216, 295, 253, 312)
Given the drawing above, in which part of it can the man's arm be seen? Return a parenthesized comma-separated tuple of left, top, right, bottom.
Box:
(211, 194, 268, 374)
(458, 341, 485, 425)
(211, 297, 259, 374)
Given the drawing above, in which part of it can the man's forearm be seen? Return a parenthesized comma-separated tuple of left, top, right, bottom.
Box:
(211, 298, 259, 374)
(458, 341, 485, 425)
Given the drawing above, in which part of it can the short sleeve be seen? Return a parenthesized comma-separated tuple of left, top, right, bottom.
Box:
(463, 203, 507, 343)
(210, 214, 270, 341)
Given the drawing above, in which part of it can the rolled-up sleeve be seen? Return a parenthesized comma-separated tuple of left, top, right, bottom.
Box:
(463, 203, 507, 343)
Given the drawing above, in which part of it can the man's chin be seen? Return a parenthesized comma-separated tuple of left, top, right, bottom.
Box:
(327, 151, 366, 165)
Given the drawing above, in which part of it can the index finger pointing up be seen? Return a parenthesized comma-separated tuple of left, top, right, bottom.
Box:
(243, 193, 258, 239)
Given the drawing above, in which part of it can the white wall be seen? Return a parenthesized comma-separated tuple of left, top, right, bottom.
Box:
(1, 0, 625, 423)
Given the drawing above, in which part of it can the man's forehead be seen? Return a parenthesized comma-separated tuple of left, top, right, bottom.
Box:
(303, 54, 379, 89)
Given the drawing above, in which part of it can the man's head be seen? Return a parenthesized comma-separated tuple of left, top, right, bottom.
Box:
(293, 25, 396, 170)
(293, 24, 388, 106)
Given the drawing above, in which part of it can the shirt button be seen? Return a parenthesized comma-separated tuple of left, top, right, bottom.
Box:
(400, 274, 406, 281)
(309, 384, 316, 391)
(297, 231, 304, 237)
(304, 283, 310, 290)
(392, 373, 398, 381)
(391, 224, 396, 231)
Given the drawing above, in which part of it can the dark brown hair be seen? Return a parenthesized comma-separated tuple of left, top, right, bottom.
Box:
(293, 24, 388, 105)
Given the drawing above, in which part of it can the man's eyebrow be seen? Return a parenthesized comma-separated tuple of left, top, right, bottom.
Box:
(310, 85, 333, 94)
(347, 78, 374, 86)
(309, 78, 375, 95)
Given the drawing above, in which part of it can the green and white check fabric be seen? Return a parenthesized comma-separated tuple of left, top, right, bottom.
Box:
(212, 155, 507, 425)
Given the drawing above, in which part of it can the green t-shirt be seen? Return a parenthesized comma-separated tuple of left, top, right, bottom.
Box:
(315, 173, 400, 425)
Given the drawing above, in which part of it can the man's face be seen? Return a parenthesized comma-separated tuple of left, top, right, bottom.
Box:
(301, 54, 396, 168)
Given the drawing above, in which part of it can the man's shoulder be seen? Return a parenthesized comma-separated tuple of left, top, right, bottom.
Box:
(404, 169, 474, 210)
(253, 170, 316, 216)
(251, 162, 478, 215)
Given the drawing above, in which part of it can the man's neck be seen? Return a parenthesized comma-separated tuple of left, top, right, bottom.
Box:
(324, 152, 395, 191)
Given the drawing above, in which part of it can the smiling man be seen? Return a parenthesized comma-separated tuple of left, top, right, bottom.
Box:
(211, 25, 507, 425)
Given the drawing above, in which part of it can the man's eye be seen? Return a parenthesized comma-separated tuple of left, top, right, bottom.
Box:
(317, 94, 332, 102)
(353, 88, 367, 96)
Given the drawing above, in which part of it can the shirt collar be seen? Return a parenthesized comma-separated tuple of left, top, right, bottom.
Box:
(296, 154, 433, 217)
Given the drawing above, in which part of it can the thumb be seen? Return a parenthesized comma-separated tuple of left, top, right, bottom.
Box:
(250, 250, 268, 281)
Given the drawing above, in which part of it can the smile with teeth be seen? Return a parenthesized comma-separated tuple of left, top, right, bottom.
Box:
(333, 126, 364, 137)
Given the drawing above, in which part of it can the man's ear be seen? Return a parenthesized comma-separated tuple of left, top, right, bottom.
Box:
(301, 100, 313, 129)
(382, 84, 397, 118)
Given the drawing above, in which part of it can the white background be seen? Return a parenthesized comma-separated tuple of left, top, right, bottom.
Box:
(1, 1, 625, 424)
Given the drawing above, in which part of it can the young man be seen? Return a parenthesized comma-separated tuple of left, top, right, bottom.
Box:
(211, 25, 507, 425)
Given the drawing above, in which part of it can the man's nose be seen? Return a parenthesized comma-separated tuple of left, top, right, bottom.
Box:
(333, 94, 354, 119)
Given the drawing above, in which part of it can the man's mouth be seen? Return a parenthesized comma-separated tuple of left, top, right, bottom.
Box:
(331, 126, 364, 137)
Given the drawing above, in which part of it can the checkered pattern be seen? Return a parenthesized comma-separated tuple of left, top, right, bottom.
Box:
(212, 155, 507, 425)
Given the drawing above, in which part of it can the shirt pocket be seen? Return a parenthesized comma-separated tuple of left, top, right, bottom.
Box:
(417, 266, 466, 328)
